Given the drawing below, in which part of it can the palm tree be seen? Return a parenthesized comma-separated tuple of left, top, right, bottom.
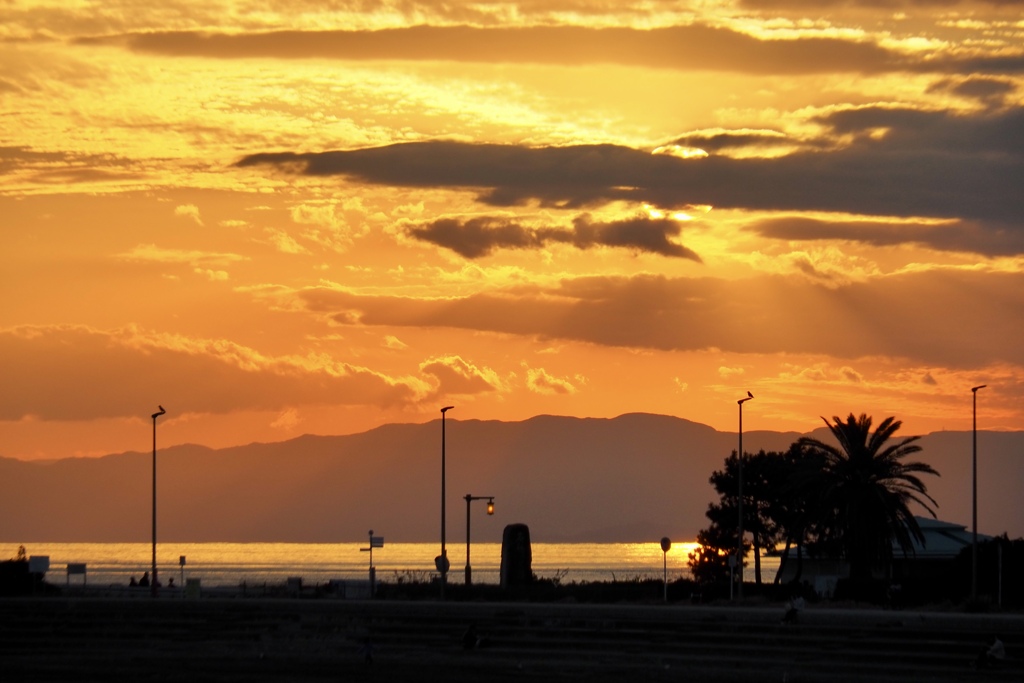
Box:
(798, 413, 939, 581)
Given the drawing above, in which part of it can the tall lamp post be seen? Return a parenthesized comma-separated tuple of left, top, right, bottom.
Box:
(150, 405, 165, 599)
(436, 406, 454, 598)
(971, 384, 986, 601)
(736, 392, 753, 600)
(464, 495, 495, 585)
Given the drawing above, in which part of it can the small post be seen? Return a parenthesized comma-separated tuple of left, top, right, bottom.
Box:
(660, 537, 671, 603)
(728, 553, 736, 601)
(998, 541, 1003, 608)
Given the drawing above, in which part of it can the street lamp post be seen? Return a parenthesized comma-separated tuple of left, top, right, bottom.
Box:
(464, 495, 495, 585)
(150, 405, 165, 599)
(971, 384, 986, 601)
(737, 392, 753, 600)
(437, 406, 454, 598)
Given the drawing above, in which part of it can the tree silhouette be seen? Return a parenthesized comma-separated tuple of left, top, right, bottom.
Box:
(692, 449, 799, 585)
(766, 443, 829, 584)
(688, 522, 738, 585)
(709, 450, 790, 584)
(798, 414, 938, 581)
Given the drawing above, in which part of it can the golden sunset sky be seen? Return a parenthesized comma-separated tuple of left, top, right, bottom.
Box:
(3, 0, 1023, 461)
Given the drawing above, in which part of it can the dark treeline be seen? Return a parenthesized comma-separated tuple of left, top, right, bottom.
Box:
(687, 413, 1023, 608)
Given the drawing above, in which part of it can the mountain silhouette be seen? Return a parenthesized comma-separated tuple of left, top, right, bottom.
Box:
(1, 413, 1020, 543)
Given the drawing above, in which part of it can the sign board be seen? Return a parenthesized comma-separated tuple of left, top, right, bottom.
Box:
(66, 563, 87, 586)
(28, 556, 50, 573)
(179, 555, 186, 567)
(370, 536, 384, 548)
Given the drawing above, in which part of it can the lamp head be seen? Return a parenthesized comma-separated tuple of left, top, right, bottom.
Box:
(972, 385, 987, 393)
(441, 405, 454, 414)
(152, 405, 166, 419)
(486, 498, 495, 515)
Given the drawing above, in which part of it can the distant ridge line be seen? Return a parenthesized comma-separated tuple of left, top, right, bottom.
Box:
(1, 413, 1021, 542)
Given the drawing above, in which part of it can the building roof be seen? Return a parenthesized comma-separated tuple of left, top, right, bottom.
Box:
(895, 516, 992, 559)
(779, 517, 992, 562)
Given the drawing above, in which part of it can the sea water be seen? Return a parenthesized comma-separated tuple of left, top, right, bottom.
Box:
(5, 541, 780, 588)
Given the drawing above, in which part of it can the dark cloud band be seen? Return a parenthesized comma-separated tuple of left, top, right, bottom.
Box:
(238, 101, 1024, 234)
(407, 214, 702, 260)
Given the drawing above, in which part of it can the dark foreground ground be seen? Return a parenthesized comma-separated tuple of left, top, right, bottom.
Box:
(2, 596, 1023, 682)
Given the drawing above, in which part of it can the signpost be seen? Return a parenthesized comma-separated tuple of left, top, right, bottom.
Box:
(361, 530, 384, 596)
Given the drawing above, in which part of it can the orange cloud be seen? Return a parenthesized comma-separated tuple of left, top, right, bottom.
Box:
(525, 366, 578, 395)
(0, 325, 423, 421)
(419, 355, 506, 396)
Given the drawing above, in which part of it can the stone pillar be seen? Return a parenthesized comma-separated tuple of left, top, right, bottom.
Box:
(500, 523, 533, 589)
